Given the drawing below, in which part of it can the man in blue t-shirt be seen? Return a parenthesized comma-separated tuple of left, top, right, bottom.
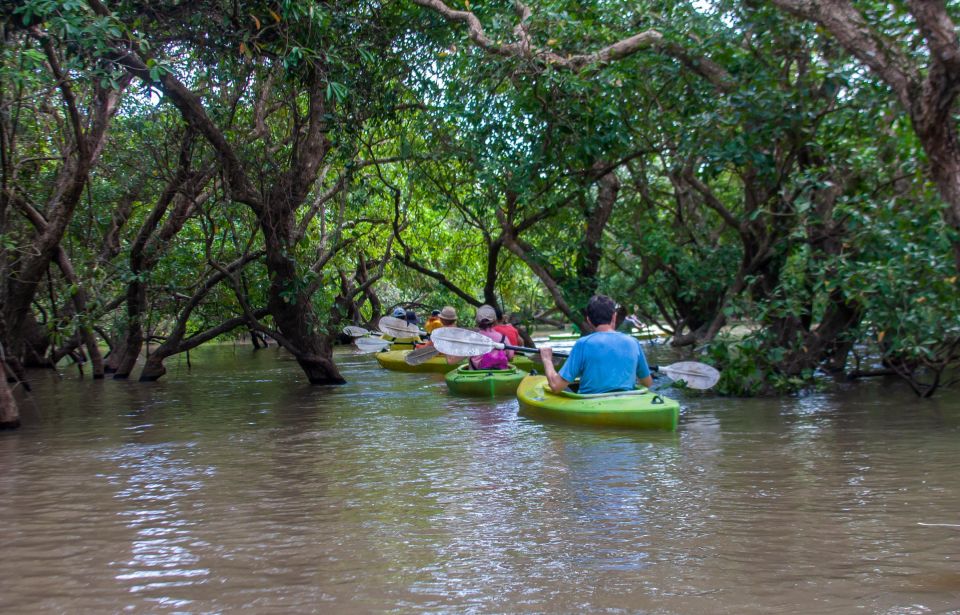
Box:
(539, 295, 653, 394)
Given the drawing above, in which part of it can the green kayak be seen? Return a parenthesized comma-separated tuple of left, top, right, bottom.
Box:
(445, 364, 528, 396)
(511, 354, 536, 371)
(516, 375, 679, 430)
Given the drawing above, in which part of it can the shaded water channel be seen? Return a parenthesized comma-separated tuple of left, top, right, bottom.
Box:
(2, 343, 959, 613)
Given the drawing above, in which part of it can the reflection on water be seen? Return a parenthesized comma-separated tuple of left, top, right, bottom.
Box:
(1, 344, 958, 613)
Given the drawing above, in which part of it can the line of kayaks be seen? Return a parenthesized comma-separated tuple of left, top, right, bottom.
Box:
(374, 348, 679, 430)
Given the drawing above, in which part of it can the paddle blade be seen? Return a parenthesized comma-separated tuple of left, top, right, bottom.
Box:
(404, 346, 440, 365)
(378, 316, 421, 339)
(343, 325, 369, 337)
(354, 336, 390, 353)
(430, 327, 497, 357)
(657, 361, 720, 390)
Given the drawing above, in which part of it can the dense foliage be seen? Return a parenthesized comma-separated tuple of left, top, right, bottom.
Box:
(1, 0, 958, 426)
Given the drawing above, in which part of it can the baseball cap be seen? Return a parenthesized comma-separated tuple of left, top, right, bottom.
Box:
(475, 304, 496, 324)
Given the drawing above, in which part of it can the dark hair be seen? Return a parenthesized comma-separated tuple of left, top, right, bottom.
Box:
(585, 295, 617, 326)
(431, 309, 440, 316)
(405, 309, 419, 324)
(494, 306, 503, 320)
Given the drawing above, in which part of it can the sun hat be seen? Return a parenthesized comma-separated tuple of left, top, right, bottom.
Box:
(392, 307, 405, 318)
(475, 304, 497, 324)
(438, 306, 457, 321)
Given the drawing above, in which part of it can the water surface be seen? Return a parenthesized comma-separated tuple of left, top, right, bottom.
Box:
(2, 344, 958, 613)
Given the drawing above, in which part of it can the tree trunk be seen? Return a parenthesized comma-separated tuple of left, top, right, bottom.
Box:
(113, 282, 146, 379)
(54, 247, 104, 378)
(0, 371, 19, 430)
(108, 40, 346, 384)
(261, 206, 345, 384)
(3, 64, 126, 363)
(915, 117, 960, 273)
(138, 354, 167, 382)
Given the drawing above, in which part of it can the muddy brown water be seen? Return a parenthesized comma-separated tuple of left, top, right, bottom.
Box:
(1, 344, 958, 613)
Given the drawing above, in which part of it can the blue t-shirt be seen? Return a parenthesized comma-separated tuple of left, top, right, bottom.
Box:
(558, 331, 651, 394)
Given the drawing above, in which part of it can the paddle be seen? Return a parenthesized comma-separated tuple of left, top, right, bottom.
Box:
(404, 345, 440, 365)
(353, 335, 390, 353)
(378, 316, 423, 339)
(650, 361, 721, 389)
(430, 327, 721, 390)
(343, 325, 370, 337)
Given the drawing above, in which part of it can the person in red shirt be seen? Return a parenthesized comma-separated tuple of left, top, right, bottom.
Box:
(493, 306, 521, 346)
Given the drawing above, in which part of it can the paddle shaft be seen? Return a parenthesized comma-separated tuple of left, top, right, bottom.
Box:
(433, 329, 703, 383)
(503, 343, 568, 358)
(501, 342, 676, 375)
(502, 343, 674, 366)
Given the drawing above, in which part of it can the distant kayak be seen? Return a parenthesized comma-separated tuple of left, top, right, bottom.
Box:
(516, 375, 679, 430)
(383, 336, 420, 350)
(376, 350, 459, 373)
(375, 350, 537, 374)
(511, 354, 536, 371)
(445, 364, 527, 396)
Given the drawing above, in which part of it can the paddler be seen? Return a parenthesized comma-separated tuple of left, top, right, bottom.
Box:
(493, 306, 521, 346)
(463, 305, 513, 370)
(424, 309, 444, 334)
(383, 306, 421, 346)
(416, 306, 458, 349)
(539, 294, 653, 394)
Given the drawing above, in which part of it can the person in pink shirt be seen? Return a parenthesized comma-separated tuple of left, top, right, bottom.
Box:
(466, 305, 514, 369)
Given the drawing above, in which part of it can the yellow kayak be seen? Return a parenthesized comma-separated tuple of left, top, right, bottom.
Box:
(375, 350, 460, 373)
(375, 350, 539, 374)
(516, 375, 679, 430)
(381, 335, 421, 350)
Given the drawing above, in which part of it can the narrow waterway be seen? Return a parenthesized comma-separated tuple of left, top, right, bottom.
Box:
(2, 344, 958, 613)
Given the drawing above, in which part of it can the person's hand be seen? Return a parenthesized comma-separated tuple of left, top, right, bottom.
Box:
(539, 347, 553, 363)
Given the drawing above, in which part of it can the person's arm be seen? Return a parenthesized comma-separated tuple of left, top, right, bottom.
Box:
(635, 341, 653, 388)
(539, 347, 570, 393)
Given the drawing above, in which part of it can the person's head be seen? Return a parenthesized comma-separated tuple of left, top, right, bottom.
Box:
(438, 306, 457, 326)
(475, 304, 496, 329)
(585, 294, 618, 327)
(431, 309, 440, 318)
(405, 309, 419, 325)
(391, 307, 405, 318)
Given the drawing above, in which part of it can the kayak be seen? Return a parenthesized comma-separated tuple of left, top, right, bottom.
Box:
(374, 350, 536, 374)
(375, 350, 461, 373)
(516, 375, 679, 430)
(630, 326, 669, 341)
(389, 340, 417, 350)
(445, 364, 528, 396)
(511, 354, 536, 371)
(382, 335, 420, 350)
(548, 332, 580, 340)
